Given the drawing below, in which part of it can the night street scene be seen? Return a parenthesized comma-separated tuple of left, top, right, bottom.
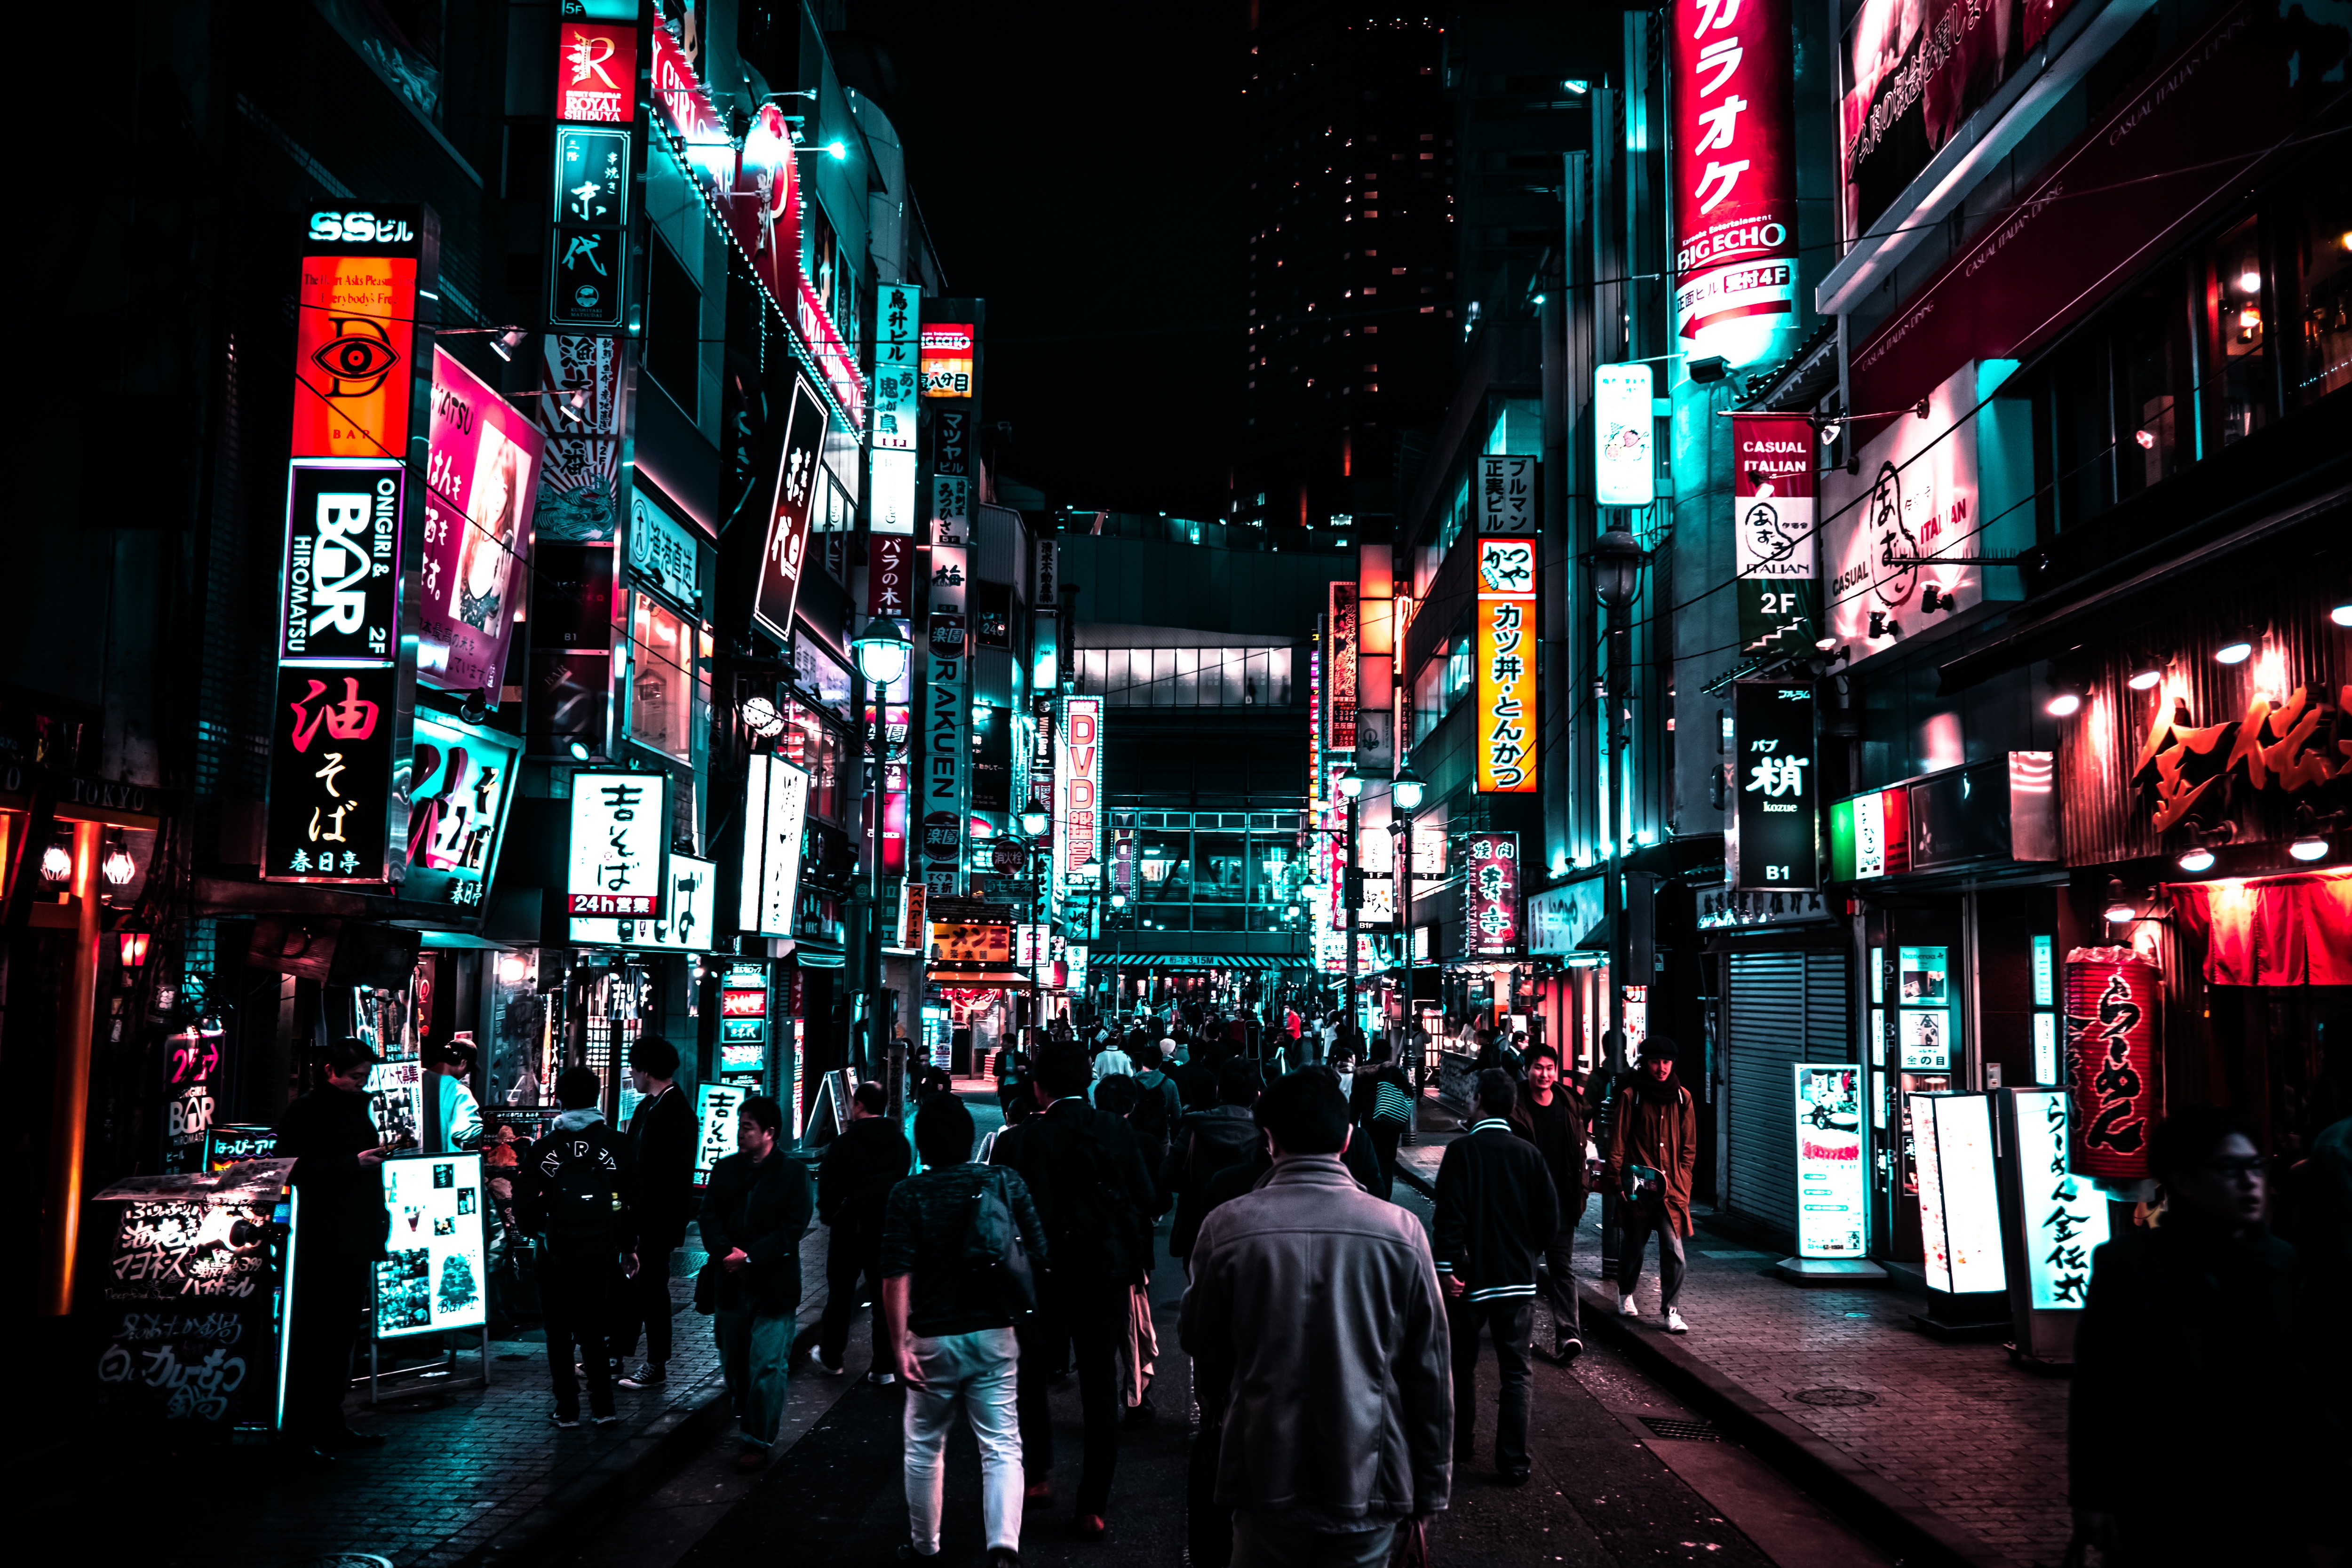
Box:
(11, 0, 2352, 1566)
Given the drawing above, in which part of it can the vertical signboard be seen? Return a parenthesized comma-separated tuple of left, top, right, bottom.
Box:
(922, 616, 969, 897)
(868, 532, 914, 618)
(1477, 454, 1537, 534)
(2010, 1088, 2109, 1311)
(565, 770, 667, 916)
(1475, 538, 1538, 793)
(264, 666, 408, 883)
(421, 350, 546, 694)
(1913, 1095, 2009, 1295)
(403, 709, 520, 912)
(571, 852, 715, 948)
(1463, 831, 1522, 958)
(871, 281, 921, 536)
(291, 206, 426, 461)
(737, 755, 809, 939)
(1821, 363, 1982, 655)
(716, 963, 769, 1081)
(866, 698, 911, 876)
(1729, 681, 1816, 890)
(1594, 364, 1656, 506)
(1794, 1064, 1866, 1258)
(1731, 413, 1818, 655)
(1672, 0, 1798, 365)
(1898, 944, 1954, 1070)
(550, 126, 632, 330)
(280, 462, 405, 664)
(1056, 696, 1103, 893)
(2063, 948, 2160, 1184)
(750, 376, 831, 645)
(1326, 582, 1358, 751)
(695, 1082, 747, 1181)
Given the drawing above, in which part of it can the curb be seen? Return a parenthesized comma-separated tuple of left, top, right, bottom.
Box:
(1394, 1159, 2019, 1568)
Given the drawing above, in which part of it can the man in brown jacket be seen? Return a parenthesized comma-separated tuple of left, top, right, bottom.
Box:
(1181, 1068, 1452, 1568)
(1605, 1037, 1698, 1334)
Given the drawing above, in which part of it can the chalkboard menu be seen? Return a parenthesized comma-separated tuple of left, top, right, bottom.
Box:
(89, 1160, 297, 1436)
(375, 1152, 488, 1338)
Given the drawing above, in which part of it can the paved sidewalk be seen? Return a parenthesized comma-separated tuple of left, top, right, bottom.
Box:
(1395, 1101, 2070, 1568)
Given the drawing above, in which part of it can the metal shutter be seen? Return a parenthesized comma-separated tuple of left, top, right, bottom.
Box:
(1724, 950, 1851, 1237)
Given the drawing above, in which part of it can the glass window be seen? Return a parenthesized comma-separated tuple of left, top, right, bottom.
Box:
(1195, 833, 1247, 901)
(1414, 654, 1446, 746)
(627, 594, 703, 763)
(2205, 218, 2271, 449)
(779, 697, 848, 825)
(1136, 836, 1186, 903)
(2292, 169, 2352, 406)
(1438, 477, 1470, 552)
(2111, 277, 2187, 502)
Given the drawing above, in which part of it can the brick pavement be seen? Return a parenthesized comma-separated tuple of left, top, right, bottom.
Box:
(1395, 1106, 2072, 1568)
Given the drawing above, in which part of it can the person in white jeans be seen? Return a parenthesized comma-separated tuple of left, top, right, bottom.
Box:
(882, 1094, 1048, 1568)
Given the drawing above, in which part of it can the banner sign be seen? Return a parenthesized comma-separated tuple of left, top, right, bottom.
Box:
(866, 700, 911, 876)
(1477, 454, 1536, 535)
(1055, 696, 1103, 891)
(403, 709, 519, 912)
(421, 350, 545, 692)
(263, 666, 408, 883)
(1732, 412, 1819, 656)
(1475, 538, 1537, 793)
(1794, 1064, 1867, 1258)
(2012, 1088, 2109, 1310)
(738, 755, 809, 938)
(930, 543, 969, 615)
(280, 460, 404, 665)
(923, 624, 969, 897)
(1327, 582, 1358, 751)
(872, 282, 921, 451)
(1730, 680, 1817, 890)
(565, 769, 667, 916)
(1594, 363, 1656, 507)
(750, 376, 831, 644)
(1672, 0, 1798, 362)
(2063, 947, 2160, 1183)
(867, 530, 914, 618)
(1463, 830, 1522, 958)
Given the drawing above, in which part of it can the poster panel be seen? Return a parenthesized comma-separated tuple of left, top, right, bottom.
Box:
(374, 1152, 488, 1337)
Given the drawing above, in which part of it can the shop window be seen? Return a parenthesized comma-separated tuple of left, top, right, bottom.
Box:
(2204, 217, 2272, 449)
(626, 594, 704, 764)
(779, 697, 848, 825)
(2290, 167, 2352, 406)
(1136, 838, 1185, 902)
(2110, 274, 2189, 503)
(1194, 833, 1247, 901)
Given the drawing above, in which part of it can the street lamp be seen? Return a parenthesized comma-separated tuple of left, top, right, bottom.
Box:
(1592, 528, 1648, 1079)
(1020, 804, 1050, 837)
(1391, 761, 1426, 813)
(850, 615, 914, 1091)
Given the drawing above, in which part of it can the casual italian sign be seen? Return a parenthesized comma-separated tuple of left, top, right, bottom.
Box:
(1732, 413, 1817, 656)
(1672, 0, 1798, 360)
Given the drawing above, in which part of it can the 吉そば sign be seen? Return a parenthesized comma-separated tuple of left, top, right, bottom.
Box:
(566, 770, 668, 916)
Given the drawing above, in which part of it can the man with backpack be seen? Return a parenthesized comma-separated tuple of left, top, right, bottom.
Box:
(882, 1094, 1048, 1568)
(815, 1082, 914, 1383)
(1130, 1043, 1183, 1168)
(514, 1066, 640, 1430)
(992, 1041, 1159, 1541)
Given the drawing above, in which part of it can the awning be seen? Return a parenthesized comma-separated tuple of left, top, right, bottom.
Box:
(1096, 953, 1300, 971)
(2164, 868, 2352, 986)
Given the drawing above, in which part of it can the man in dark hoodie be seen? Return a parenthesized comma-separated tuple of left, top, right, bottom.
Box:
(814, 1081, 914, 1383)
(513, 1067, 639, 1430)
(273, 1035, 394, 1461)
(1433, 1069, 1558, 1485)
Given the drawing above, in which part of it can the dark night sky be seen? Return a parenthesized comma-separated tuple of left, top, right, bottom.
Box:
(839, 5, 1249, 520)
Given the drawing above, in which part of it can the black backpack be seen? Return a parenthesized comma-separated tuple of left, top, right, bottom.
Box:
(1047, 1113, 1149, 1279)
(536, 1130, 626, 1258)
(958, 1166, 1039, 1320)
(1130, 1072, 1177, 1146)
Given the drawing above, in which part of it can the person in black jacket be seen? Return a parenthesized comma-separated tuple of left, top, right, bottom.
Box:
(610, 1034, 695, 1388)
(514, 1066, 639, 1429)
(1160, 1062, 1263, 1266)
(1510, 1046, 1591, 1361)
(992, 1042, 1159, 1540)
(273, 1035, 394, 1461)
(813, 1081, 914, 1383)
(701, 1094, 816, 1472)
(1433, 1069, 1560, 1484)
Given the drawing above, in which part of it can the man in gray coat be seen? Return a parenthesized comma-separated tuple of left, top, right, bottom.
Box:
(1181, 1068, 1452, 1568)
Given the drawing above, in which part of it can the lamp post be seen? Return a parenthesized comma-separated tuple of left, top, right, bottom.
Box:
(1389, 762, 1425, 1075)
(1338, 763, 1371, 1062)
(851, 614, 912, 1097)
(1020, 802, 1049, 1039)
(1592, 528, 1647, 1081)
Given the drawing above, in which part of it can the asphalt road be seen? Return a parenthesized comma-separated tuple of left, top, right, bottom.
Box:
(558, 1092, 1890, 1568)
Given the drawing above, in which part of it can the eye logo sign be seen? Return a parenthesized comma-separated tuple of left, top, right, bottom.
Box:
(310, 316, 404, 397)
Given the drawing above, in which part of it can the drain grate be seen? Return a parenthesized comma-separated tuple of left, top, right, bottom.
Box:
(1639, 1416, 1724, 1442)
(1792, 1386, 1878, 1408)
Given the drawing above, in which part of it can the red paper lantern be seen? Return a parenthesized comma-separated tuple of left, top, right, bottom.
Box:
(2063, 947, 2162, 1182)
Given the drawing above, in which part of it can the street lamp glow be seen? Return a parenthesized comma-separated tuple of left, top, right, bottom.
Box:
(850, 615, 911, 687)
(1020, 804, 1050, 836)
(1338, 765, 1367, 800)
(1391, 763, 1426, 812)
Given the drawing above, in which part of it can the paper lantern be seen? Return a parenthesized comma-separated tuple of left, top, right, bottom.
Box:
(2063, 947, 2161, 1182)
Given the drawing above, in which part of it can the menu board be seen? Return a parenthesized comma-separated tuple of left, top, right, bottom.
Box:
(374, 1152, 488, 1338)
(1793, 1064, 1867, 1258)
(696, 1082, 747, 1183)
(90, 1160, 297, 1433)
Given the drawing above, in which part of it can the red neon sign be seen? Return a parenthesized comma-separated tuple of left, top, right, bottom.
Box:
(721, 988, 768, 1019)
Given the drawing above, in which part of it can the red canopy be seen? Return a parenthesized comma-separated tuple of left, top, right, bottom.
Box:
(2164, 868, 2352, 987)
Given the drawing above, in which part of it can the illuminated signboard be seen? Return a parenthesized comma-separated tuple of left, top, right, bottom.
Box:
(550, 126, 631, 329)
(872, 282, 922, 455)
(1730, 681, 1817, 890)
(1898, 944, 1952, 1069)
(292, 206, 425, 461)
(695, 1082, 747, 1182)
(721, 987, 768, 1018)
(1911, 1094, 2008, 1295)
(749, 376, 831, 644)
(2063, 947, 2161, 1183)
(404, 708, 520, 912)
(1055, 696, 1103, 890)
(263, 665, 409, 884)
(375, 1152, 488, 1338)
(1327, 581, 1358, 750)
(1463, 831, 1522, 959)
(420, 350, 545, 694)
(737, 754, 810, 939)
(556, 17, 636, 123)
(565, 770, 667, 916)
(930, 922, 1013, 963)
(1830, 785, 1911, 880)
(1671, 0, 1797, 365)
(1793, 1064, 1866, 1258)
(2012, 1088, 2109, 1310)
(1474, 538, 1537, 793)
(569, 852, 715, 949)
(203, 1124, 279, 1172)
(1594, 362, 1655, 506)
(920, 323, 975, 398)
(1732, 412, 1818, 656)
(280, 460, 404, 664)
(1478, 454, 1537, 534)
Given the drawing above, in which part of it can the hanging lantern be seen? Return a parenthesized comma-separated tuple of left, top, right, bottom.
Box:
(102, 844, 137, 886)
(2062, 946, 2162, 1183)
(118, 930, 152, 969)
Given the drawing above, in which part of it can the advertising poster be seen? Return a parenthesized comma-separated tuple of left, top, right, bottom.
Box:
(159, 1025, 224, 1174)
(291, 207, 425, 461)
(571, 852, 716, 949)
(696, 1082, 747, 1182)
(369, 1058, 426, 1149)
(403, 709, 519, 913)
(1474, 538, 1537, 793)
(1731, 414, 1818, 656)
(419, 350, 545, 693)
(1671, 0, 1797, 361)
(1916, 1094, 2008, 1294)
(1794, 1064, 1866, 1258)
(91, 1161, 295, 1433)
(750, 377, 832, 644)
(263, 664, 409, 884)
(280, 460, 405, 665)
(1594, 364, 1655, 506)
(375, 1153, 488, 1337)
(1730, 681, 1817, 890)
(1464, 832, 1522, 959)
(2012, 1088, 2109, 1310)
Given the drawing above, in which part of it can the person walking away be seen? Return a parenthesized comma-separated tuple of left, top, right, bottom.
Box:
(1162, 1062, 1265, 1270)
(700, 1094, 815, 1471)
(514, 1067, 639, 1430)
(1182, 1068, 1452, 1568)
(1511, 1046, 1592, 1360)
(1168, 1038, 1217, 1112)
(1090, 1033, 1137, 1090)
(611, 1034, 694, 1389)
(992, 1042, 1158, 1539)
(2070, 1107, 2347, 1566)
(1432, 1069, 1557, 1482)
(1093, 1075, 1165, 1425)
(1132, 1042, 1184, 1163)
(1348, 1044, 1415, 1201)
(883, 1093, 1047, 1568)
(273, 1035, 394, 1461)
(815, 1081, 914, 1382)
(1604, 1038, 1697, 1332)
